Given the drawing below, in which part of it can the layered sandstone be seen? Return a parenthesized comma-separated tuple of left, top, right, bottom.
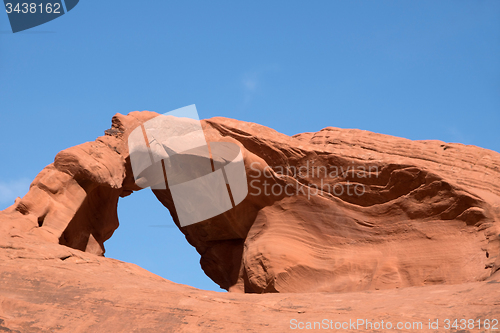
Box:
(1, 111, 500, 331)
(0, 237, 499, 332)
(2, 111, 499, 294)
(1, 111, 500, 294)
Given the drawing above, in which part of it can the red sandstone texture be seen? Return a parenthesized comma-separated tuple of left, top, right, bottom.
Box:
(0, 111, 499, 332)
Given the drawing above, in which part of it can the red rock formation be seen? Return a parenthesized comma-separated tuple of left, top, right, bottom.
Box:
(0, 238, 499, 332)
(1, 111, 499, 297)
(194, 119, 500, 293)
(1, 112, 158, 255)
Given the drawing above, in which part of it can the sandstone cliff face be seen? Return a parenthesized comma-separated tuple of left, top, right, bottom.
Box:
(1, 111, 500, 332)
(1, 111, 499, 296)
(0, 238, 499, 333)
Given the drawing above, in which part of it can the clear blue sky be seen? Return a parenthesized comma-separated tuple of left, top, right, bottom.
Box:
(1, 1, 499, 292)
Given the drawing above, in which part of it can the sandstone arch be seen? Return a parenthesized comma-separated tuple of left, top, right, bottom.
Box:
(2, 111, 499, 293)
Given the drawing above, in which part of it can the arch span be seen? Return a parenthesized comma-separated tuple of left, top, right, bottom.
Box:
(2, 111, 500, 293)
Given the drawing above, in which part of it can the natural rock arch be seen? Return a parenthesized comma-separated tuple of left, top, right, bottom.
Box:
(2, 111, 500, 293)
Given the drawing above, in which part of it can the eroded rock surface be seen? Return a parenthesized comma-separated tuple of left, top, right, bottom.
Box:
(1, 111, 500, 296)
(0, 239, 499, 332)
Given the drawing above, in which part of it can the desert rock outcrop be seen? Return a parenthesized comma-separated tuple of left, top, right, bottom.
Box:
(1, 111, 499, 296)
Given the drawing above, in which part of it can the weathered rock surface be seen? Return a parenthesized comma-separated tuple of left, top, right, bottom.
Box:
(0, 237, 499, 332)
(184, 119, 500, 293)
(1, 111, 500, 331)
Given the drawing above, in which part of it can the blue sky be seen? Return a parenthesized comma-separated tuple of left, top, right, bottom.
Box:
(0, 1, 499, 292)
